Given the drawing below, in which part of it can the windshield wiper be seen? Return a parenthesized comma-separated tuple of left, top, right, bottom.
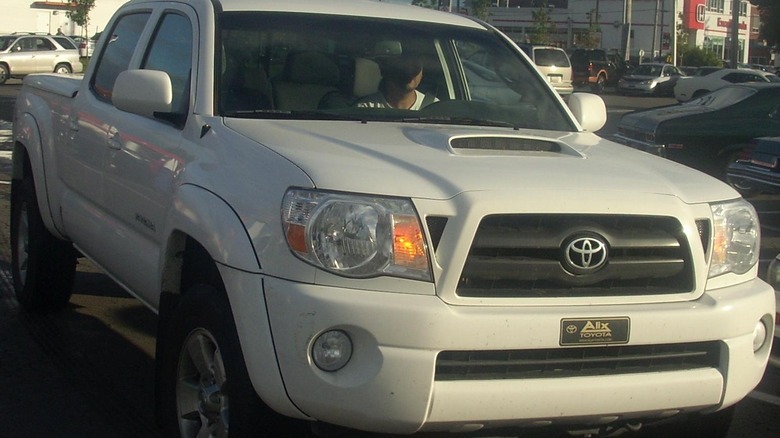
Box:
(222, 109, 366, 122)
(401, 115, 520, 129)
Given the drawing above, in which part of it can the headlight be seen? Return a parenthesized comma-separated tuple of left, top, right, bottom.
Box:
(709, 199, 760, 277)
(281, 189, 431, 281)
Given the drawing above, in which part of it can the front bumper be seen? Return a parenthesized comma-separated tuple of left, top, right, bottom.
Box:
(247, 275, 774, 434)
(618, 82, 657, 95)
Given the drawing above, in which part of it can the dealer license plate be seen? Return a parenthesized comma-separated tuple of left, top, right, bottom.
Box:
(560, 317, 630, 346)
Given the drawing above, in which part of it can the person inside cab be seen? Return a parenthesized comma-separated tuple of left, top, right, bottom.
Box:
(355, 54, 435, 110)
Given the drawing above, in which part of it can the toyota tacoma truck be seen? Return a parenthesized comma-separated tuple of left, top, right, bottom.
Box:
(11, 0, 775, 437)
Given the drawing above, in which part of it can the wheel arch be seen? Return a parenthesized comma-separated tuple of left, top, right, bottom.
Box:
(154, 185, 306, 425)
(53, 62, 72, 72)
(12, 113, 65, 239)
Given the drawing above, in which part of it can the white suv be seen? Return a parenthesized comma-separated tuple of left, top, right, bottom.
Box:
(0, 34, 82, 84)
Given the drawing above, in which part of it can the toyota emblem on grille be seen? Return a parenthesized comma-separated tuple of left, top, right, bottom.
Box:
(561, 234, 608, 275)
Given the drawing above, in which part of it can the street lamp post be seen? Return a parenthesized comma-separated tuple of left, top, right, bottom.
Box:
(730, 0, 741, 67)
(623, 0, 632, 61)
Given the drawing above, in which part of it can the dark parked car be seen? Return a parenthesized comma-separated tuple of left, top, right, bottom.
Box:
(570, 48, 627, 94)
(726, 136, 780, 196)
(613, 83, 780, 183)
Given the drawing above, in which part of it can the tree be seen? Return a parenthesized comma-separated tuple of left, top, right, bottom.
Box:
(530, 1, 555, 44)
(751, 0, 780, 48)
(67, 0, 96, 37)
(412, 0, 439, 9)
(676, 12, 690, 65)
(679, 46, 722, 67)
(469, 0, 492, 21)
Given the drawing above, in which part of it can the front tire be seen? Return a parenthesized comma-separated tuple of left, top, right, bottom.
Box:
(10, 172, 76, 311)
(159, 284, 300, 437)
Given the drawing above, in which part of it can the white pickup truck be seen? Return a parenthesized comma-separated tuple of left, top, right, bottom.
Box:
(11, 0, 775, 437)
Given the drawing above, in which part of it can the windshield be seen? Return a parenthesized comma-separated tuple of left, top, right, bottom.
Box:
(217, 12, 574, 132)
(632, 64, 662, 76)
(684, 85, 755, 109)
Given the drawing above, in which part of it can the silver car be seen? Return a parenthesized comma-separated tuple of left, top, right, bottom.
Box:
(0, 34, 83, 84)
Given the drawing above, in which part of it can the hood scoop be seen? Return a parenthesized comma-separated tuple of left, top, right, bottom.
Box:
(450, 136, 579, 157)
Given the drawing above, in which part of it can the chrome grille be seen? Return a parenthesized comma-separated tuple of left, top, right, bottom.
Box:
(457, 215, 695, 298)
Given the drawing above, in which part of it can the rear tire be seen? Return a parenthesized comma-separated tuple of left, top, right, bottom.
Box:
(724, 149, 757, 197)
(10, 172, 76, 311)
(592, 74, 606, 94)
(54, 63, 72, 75)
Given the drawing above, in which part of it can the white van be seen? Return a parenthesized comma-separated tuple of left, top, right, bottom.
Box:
(519, 43, 574, 96)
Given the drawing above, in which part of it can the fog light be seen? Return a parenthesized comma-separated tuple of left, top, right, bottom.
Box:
(312, 330, 353, 371)
(753, 321, 768, 352)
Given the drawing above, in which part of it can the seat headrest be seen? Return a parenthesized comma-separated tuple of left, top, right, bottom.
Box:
(285, 51, 339, 86)
(353, 58, 381, 97)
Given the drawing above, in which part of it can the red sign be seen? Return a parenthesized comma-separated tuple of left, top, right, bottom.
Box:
(684, 0, 705, 30)
(717, 18, 748, 30)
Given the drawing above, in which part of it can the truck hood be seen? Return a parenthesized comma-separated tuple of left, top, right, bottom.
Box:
(224, 119, 737, 204)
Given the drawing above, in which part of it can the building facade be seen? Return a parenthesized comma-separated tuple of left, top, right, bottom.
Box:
(482, 0, 755, 65)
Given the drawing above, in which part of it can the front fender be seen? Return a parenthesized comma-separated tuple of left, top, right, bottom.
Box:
(166, 183, 261, 273)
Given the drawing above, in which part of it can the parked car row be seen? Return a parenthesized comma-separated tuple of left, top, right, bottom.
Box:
(0, 33, 83, 84)
(613, 83, 780, 186)
(674, 68, 780, 102)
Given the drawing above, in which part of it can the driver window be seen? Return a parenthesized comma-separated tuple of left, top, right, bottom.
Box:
(92, 12, 151, 101)
(142, 12, 193, 117)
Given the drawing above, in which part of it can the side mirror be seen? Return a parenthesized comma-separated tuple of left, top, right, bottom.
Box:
(567, 92, 607, 132)
(113, 69, 173, 118)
